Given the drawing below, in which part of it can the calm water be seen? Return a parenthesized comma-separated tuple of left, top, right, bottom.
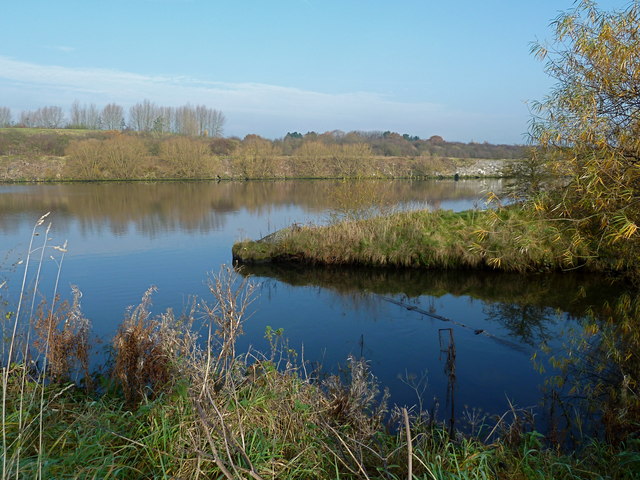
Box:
(0, 179, 621, 430)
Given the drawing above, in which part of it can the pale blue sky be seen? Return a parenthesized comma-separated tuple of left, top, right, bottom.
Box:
(0, 0, 630, 143)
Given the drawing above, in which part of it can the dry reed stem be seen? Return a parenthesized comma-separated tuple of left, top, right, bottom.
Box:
(403, 407, 412, 480)
(2, 212, 50, 480)
(321, 422, 372, 480)
(202, 265, 257, 387)
(194, 402, 240, 480)
(15, 220, 52, 480)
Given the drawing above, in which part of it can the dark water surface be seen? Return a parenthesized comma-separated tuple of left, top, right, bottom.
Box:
(0, 179, 622, 430)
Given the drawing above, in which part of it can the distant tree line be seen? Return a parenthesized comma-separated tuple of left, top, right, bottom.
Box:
(275, 130, 525, 160)
(0, 100, 225, 137)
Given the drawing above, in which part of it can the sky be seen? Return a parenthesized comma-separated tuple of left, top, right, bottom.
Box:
(0, 0, 631, 144)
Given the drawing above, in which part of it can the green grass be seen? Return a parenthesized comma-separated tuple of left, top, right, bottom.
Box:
(3, 362, 638, 479)
(0, 127, 96, 136)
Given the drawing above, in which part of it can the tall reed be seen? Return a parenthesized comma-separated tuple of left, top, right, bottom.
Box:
(0, 212, 73, 480)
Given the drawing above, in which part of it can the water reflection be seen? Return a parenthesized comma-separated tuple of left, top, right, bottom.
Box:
(0, 179, 502, 235)
(237, 264, 624, 347)
(236, 263, 631, 433)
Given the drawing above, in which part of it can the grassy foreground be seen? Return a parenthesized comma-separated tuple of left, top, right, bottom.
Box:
(4, 365, 638, 479)
(2, 272, 638, 480)
(232, 204, 630, 274)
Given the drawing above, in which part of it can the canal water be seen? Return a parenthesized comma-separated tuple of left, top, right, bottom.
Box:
(0, 179, 622, 432)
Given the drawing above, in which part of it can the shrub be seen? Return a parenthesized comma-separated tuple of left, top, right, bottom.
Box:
(65, 135, 150, 179)
(159, 136, 217, 178)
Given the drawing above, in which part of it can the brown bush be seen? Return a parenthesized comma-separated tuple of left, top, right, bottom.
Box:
(329, 143, 373, 178)
(160, 136, 217, 178)
(112, 287, 171, 406)
(65, 135, 150, 179)
(64, 138, 104, 179)
(209, 137, 239, 156)
(292, 141, 333, 177)
(100, 135, 149, 179)
(112, 287, 200, 407)
(231, 135, 282, 178)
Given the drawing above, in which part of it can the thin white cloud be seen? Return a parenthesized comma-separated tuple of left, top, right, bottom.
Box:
(0, 55, 524, 142)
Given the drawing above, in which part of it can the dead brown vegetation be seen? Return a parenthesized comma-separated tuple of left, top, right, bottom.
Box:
(33, 286, 91, 385)
(111, 286, 200, 406)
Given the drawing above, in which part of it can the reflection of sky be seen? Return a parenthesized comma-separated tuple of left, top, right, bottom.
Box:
(0, 202, 332, 342)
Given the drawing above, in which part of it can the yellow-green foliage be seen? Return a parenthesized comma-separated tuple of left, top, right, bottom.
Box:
(548, 292, 640, 444)
(531, 1, 640, 275)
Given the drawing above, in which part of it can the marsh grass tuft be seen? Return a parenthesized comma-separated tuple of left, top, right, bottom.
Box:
(323, 355, 389, 438)
(112, 286, 202, 407)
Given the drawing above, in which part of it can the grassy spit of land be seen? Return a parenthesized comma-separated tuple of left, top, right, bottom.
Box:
(232, 204, 632, 275)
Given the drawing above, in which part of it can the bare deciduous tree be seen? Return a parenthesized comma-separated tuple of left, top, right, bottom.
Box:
(129, 99, 158, 132)
(0, 107, 11, 127)
(204, 108, 225, 138)
(155, 106, 175, 134)
(19, 106, 65, 128)
(14, 100, 225, 135)
(85, 104, 100, 129)
(40, 106, 65, 128)
(175, 105, 199, 136)
(175, 105, 225, 137)
(70, 101, 101, 129)
(101, 103, 124, 130)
